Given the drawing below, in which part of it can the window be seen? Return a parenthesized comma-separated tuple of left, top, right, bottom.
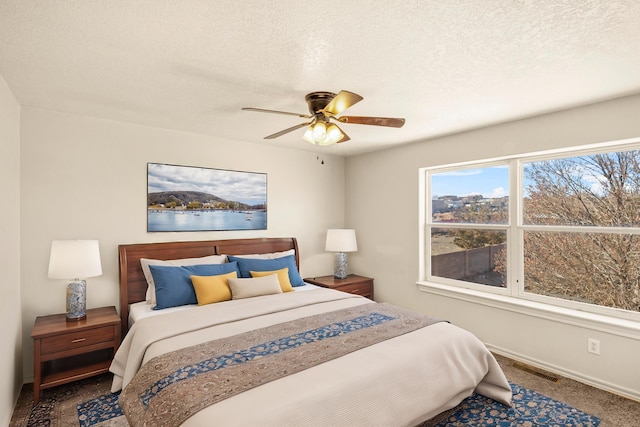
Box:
(422, 141, 640, 320)
(430, 165, 509, 288)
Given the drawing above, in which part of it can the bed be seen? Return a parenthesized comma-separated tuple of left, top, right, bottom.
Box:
(111, 237, 512, 426)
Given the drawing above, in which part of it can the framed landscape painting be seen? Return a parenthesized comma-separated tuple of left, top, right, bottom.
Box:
(147, 163, 267, 232)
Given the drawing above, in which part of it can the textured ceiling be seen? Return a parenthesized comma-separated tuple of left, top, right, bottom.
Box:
(1, 1, 639, 156)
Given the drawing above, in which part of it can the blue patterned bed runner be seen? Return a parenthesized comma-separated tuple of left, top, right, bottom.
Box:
(139, 311, 394, 408)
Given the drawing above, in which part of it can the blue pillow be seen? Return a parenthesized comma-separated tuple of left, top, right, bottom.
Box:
(150, 262, 239, 310)
(227, 255, 304, 287)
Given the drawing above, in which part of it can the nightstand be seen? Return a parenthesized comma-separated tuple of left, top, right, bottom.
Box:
(31, 306, 120, 404)
(304, 274, 374, 300)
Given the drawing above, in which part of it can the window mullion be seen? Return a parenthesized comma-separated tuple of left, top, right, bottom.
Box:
(510, 158, 521, 298)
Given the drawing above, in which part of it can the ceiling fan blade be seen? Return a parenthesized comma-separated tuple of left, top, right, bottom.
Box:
(242, 107, 312, 119)
(334, 124, 350, 143)
(337, 116, 406, 128)
(264, 122, 311, 139)
(322, 91, 363, 116)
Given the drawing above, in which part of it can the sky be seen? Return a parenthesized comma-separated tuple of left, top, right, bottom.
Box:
(147, 163, 267, 205)
(431, 166, 509, 198)
(431, 155, 621, 199)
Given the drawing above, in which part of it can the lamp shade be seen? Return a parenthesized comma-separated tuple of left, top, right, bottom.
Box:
(325, 229, 358, 253)
(48, 240, 102, 279)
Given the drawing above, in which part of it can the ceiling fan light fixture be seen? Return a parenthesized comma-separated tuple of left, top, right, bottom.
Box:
(325, 124, 343, 143)
(312, 121, 327, 141)
(302, 122, 344, 145)
(302, 127, 315, 144)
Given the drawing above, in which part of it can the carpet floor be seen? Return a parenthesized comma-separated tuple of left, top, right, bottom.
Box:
(9, 354, 640, 426)
(495, 354, 640, 426)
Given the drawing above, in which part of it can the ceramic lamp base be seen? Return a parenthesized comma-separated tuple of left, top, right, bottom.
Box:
(334, 252, 348, 279)
(66, 280, 87, 321)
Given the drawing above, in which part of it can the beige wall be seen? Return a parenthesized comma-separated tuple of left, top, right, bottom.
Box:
(19, 108, 346, 381)
(0, 75, 22, 425)
(346, 94, 640, 399)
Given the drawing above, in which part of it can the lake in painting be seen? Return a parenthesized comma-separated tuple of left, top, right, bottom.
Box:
(148, 209, 267, 232)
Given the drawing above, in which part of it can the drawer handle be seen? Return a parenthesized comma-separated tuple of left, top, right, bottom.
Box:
(71, 338, 86, 343)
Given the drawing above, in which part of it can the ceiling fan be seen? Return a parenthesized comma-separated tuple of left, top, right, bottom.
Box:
(242, 90, 405, 146)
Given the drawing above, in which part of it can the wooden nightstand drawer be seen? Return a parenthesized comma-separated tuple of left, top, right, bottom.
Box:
(40, 325, 114, 356)
(304, 275, 374, 300)
(336, 282, 372, 297)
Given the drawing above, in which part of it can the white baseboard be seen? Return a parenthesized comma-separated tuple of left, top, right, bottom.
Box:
(487, 344, 640, 403)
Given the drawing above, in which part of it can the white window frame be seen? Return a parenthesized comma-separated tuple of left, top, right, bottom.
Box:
(418, 137, 640, 328)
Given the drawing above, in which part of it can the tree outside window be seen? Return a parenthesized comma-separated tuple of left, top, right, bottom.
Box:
(522, 150, 640, 312)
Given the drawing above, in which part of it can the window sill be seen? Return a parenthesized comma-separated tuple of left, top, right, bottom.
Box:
(416, 281, 640, 339)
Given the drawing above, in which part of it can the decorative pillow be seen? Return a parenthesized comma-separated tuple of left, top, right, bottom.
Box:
(228, 275, 283, 300)
(140, 254, 227, 305)
(250, 268, 293, 293)
(191, 271, 237, 305)
(149, 262, 239, 310)
(227, 255, 304, 287)
(222, 249, 295, 260)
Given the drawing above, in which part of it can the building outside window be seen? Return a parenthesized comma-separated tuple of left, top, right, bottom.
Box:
(422, 140, 640, 321)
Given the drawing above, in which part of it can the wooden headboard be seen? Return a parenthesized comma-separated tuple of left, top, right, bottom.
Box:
(118, 237, 299, 338)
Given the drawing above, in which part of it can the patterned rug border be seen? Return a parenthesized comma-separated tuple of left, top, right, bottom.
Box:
(13, 376, 601, 427)
(77, 382, 601, 427)
(428, 383, 600, 427)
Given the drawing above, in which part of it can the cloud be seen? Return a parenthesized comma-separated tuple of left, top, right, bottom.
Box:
(489, 187, 507, 198)
(147, 163, 266, 204)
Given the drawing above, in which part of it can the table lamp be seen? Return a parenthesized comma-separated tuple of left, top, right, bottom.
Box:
(325, 229, 358, 279)
(48, 240, 102, 321)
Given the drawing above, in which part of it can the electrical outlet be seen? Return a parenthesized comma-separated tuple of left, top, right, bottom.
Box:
(588, 338, 600, 355)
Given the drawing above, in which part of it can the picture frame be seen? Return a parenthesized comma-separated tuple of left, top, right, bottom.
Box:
(147, 163, 267, 232)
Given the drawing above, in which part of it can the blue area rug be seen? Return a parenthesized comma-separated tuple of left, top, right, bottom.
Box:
(433, 383, 600, 426)
(75, 383, 600, 427)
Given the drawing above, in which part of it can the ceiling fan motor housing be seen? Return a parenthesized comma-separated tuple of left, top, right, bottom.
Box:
(305, 91, 336, 116)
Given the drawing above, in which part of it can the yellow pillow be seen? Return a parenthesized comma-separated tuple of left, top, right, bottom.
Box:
(190, 271, 237, 305)
(250, 268, 293, 292)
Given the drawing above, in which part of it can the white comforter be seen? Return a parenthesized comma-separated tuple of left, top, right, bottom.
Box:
(111, 288, 512, 426)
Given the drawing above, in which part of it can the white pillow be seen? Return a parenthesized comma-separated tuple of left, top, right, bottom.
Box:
(221, 249, 295, 260)
(140, 254, 227, 305)
(228, 274, 283, 300)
